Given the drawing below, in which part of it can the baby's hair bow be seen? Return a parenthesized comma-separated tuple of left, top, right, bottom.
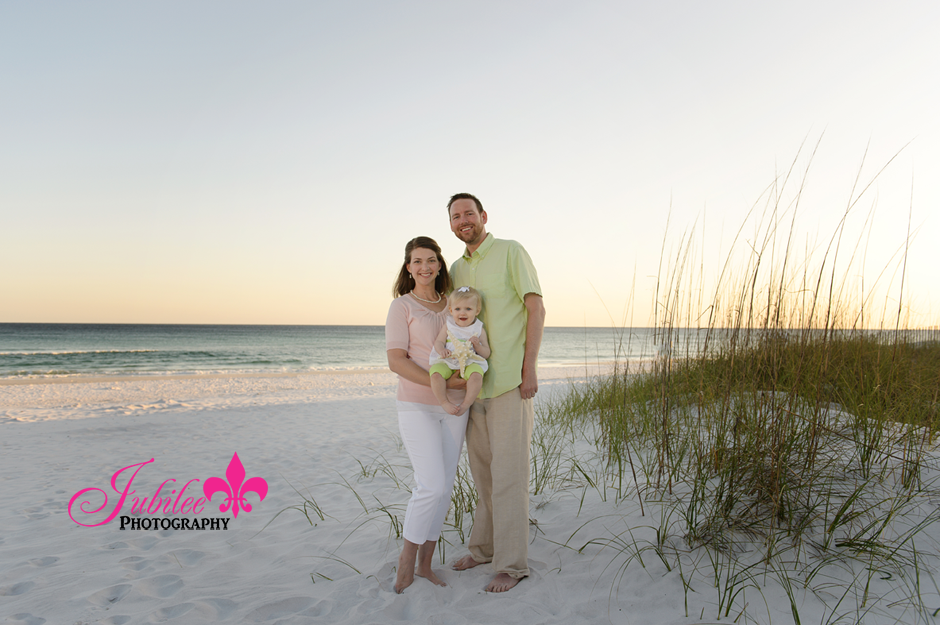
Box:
(457, 286, 470, 292)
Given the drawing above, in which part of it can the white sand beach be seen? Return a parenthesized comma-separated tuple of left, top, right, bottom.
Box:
(2, 368, 938, 624)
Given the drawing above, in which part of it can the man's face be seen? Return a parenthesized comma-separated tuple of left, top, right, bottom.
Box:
(449, 199, 487, 247)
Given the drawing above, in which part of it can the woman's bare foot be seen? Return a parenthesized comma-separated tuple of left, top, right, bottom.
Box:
(485, 573, 521, 593)
(416, 565, 447, 587)
(394, 568, 414, 593)
(410, 540, 446, 589)
(394, 549, 415, 593)
(452, 555, 483, 571)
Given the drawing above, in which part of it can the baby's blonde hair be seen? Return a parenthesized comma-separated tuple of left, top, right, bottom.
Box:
(448, 286, 482, 311)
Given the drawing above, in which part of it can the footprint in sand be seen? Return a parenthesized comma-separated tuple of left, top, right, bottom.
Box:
(100, 536, 158, 552)
(165, 548, 208, 566)
(298, 598, 334, 619)
(135, 573, 184, 598)
(119, 556, 149, 572)
(127, 536, 161, 551)
(6, 614, 46, 625)
(149, 602, 194, 621)
(191, 598, 238, 620)
(43, 497, 67, 512)
(87, 583, 132, 607)
(243, 596, 315, 622)
(27, 556, 58, 567)
(19, 506, 49, 521)
(0, 581, 34, 596)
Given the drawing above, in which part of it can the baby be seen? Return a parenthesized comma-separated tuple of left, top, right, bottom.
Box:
(429, 286, 490, 415)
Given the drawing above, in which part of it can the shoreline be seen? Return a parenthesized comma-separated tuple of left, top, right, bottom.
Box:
(0, 368, 392, 387)
(0, 364, 612, 424)
(0, 362, 616, 387)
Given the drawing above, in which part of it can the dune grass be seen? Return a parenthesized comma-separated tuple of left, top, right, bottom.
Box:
(547, 331, 940, 622)
(539, 141, 940, 622)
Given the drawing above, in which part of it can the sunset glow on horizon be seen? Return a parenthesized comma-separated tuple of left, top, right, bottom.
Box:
(2, 2, 938, 328)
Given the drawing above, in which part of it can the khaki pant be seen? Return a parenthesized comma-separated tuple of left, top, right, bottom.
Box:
(465, 387, 534, 579)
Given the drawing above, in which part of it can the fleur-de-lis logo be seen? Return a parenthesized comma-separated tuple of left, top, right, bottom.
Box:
(203, 453, 268, 519)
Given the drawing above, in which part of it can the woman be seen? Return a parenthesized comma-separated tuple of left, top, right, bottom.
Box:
(385, 236, 468, 594)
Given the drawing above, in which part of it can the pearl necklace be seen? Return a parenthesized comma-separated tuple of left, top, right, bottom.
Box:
(410, 290, 442, 304)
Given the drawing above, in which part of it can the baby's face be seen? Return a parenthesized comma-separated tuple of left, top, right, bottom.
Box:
(450, 300, 479, 327)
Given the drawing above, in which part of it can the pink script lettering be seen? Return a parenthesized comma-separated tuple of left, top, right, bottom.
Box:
(68, 459, 155, 527)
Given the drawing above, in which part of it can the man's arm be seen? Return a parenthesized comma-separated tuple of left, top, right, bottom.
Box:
(519, 293, 545, 400)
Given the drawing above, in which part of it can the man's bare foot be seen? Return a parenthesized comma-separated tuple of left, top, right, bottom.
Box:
(394, 552, 415, 593)
(452, 555, 483, 571)
(485, 573, 521, 593)
(416, 566, 447, 587)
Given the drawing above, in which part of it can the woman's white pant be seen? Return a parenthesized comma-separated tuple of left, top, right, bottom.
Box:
(397, 401, 468, 544)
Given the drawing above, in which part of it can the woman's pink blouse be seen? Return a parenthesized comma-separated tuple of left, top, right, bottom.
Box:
(385, 295, 457, 405)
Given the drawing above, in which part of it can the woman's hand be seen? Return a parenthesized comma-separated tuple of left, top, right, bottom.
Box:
(445, 375, 467, 390)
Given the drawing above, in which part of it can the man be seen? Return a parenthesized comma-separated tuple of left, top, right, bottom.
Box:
(446, 192, 545, 593)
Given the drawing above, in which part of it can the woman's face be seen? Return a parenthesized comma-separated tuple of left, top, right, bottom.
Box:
(407, 247, 441, 289)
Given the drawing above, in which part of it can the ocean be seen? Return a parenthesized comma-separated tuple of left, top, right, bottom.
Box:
(0, 324, 675, 379)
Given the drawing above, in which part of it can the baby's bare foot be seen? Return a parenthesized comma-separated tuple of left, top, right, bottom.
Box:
(441, 401, 461, 415)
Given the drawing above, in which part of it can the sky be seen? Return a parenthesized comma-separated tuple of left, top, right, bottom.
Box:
(2, 1, 938, 328)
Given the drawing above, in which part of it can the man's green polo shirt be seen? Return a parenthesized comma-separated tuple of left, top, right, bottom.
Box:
(450, 233, 542, 399)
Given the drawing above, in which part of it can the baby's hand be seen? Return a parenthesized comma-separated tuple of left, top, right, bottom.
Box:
(469, 336, 482, 352)
(439, 348, 451, 358)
